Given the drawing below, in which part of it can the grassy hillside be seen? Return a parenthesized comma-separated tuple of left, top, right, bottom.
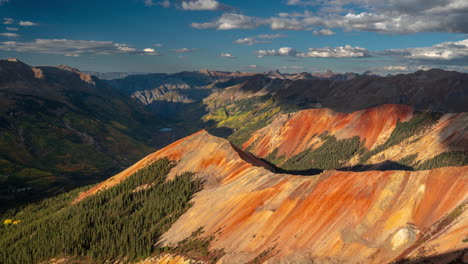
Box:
(203, 95, 299, 146)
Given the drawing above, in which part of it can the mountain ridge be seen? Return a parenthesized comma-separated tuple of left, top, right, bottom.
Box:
(73, 129, 468, 264)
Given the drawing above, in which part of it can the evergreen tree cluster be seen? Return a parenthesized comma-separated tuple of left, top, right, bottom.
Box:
(417, 151, 467, 170)
(360, 111, 442, 163)
(0, 158, 203, 264)
(282, 135, 363, 171)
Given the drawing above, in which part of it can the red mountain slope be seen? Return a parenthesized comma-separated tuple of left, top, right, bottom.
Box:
(75, 131, 468, 263)
(242, 104, 468, 167)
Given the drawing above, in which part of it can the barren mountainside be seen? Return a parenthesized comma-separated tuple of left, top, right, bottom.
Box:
(242, 104, 468, 171)
(75, 130, 468, 263)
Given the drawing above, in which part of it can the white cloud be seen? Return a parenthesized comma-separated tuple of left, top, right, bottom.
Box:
(269, 17, 305, 30)
(171, 47, 197, 53)
(0, 32, 19, 37)
(3, 18, 14, 25)
(154, 43, 164, 47)
(382, 39, 468, 60)
(19, 21, 38, 26)
(147, 0, 232, 10)
(286, 0, 317, 6)
(256, 34, 287, 39)
(6, 27, 18, 31)
(220, 52, 236, 58)
(382, 65, 408, 71)
(192, 13, 264, 30)
(373, 65, 437, 73)
(234, 37, 256, 45)
(256, 45, 369, 58)
(143, 48, 160, 55)
(181, 0, 219, 10)
(144, 0, 170, 7)
(313, 29, 335, 36)
(0, 39, 160, 56)
(234, 37, 271, 46)
(248, 64, 257, 68)
(281, 65, 304, 69)
(192, 0, 468, 34)
(234, 34, 285, 46)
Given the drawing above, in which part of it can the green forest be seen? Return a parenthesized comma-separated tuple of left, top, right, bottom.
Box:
(0, 158, 205, 264)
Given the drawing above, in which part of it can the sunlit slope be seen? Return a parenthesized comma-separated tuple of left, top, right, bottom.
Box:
(242, 104, 467, 171)
(76, 130, 468, 263)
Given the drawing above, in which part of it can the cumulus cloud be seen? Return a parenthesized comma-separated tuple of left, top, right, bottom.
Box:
(281, 65, 304, 69)
(381, 39, 468, 60)
(269, 17, 305, 30)
(256, 45, 369, 58)
(234, 33, 286, 46)
(154, 43, 164, 47)
(0, 39, 160, 56)
(234, 37, 271, 46)
(313, 29, 335, 36)
(286, 0, 317, 6)
(373, 64, 437, 73)
(192, 13, 264, 29)
(382, 65, 408, 71)
(192, 0, 468, 34)
(181, 0, 219, 10)
(234, 37, 256, 45)
(6, 27, 18, 31)
(0, 32, 19, 37)
(143, 48, 160, 55)
(220, 52, 236, 58)
(147, 0, 233, 10)
(257, 34, 287, 39)
(19, 21, 38, 26)
(248, 64, 257, 68)
(170, 47, 197, 53)
(144, 0, 170, 7)
(3, 18, 14, 25)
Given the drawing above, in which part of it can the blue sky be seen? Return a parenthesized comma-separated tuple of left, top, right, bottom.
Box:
(0, 0, 467, 74)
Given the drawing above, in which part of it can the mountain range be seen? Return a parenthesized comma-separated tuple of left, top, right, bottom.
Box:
(0, 58, 467, 263)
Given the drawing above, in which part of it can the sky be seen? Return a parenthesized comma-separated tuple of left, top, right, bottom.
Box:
(0, 0, 467, 74)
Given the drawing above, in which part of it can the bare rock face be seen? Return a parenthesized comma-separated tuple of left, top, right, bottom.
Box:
(242, 104, 468, 167)
(76, 130, 468, 264)
(243, 104, 414, 157)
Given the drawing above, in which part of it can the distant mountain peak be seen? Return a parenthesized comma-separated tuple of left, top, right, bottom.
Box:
(1, 57, 30, 67)
(55, 64, 95, 85)
(6, 58, 20, 62)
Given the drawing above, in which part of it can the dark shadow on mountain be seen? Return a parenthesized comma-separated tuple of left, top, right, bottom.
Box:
(209, 126, 234, 138)
(392, 248, 467, 264)
(146, 100, 207, 122)
(277, 168, 325, 176)
(253, 156, 324, 176)
(339, 160, 415, 172)
(146, 101, 235, 147)
(239, 69, 468, 113)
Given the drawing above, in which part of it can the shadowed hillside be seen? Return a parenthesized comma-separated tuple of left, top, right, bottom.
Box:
(0, 59, 161, 210)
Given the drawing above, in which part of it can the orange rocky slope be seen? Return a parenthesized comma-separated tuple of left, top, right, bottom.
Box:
(76, 130, 468, 263)
(242, 104, 468, 166)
